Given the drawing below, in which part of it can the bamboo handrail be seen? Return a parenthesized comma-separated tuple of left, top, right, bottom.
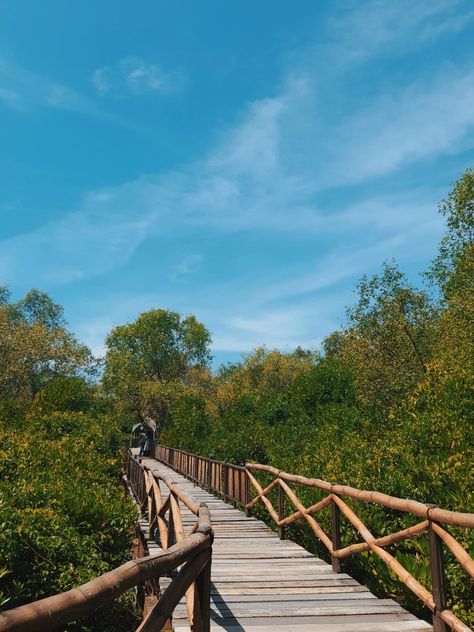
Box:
(0, 534, 211, 632)
(0, 452, 213, 632)
(279, 495, 333, 526)
(245, 477, 280, 510)
(333, 519, 429, 558)
(244, 461, 474, 632)
(131, 455, 213, 630)
(331, 494, 435, 610)
(169, 490, 195, 623)
(278, 478, 334, 552)
(246, 463, 474, 529)
(431, 522, 474, 579)
(439, 610, 472, 632)
(245, 467, 280, 523)
(136, 550, 210, 632)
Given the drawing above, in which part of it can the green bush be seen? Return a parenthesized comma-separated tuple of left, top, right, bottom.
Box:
(30, 376, 99, 416)
(0, 406, 137, 630)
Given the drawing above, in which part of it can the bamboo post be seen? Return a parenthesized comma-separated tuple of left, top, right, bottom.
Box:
(193, 552, 212, 632)
(151, 478, 168, 549)
(230, 468, 235, 507)
(146, 473, 155, 537)
(139, 466, 146, 515)
(167, 506, 175, 550)
(237, 470, 242, 506)
(135, 461, 139, 499)
(132, 530, 145, 612)
(278, 481, 286, 540)
(129, 458, 134, 492)
(138, 462, 143, 503)
(244, 470, 251, 517)
(331, 494, 342, 573)
(428, 506, 449, 632)
(207, 460, 212, 492)
(223, 462, 228, 503)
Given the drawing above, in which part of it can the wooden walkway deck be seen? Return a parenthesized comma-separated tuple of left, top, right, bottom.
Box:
(140, 454, 432, 632)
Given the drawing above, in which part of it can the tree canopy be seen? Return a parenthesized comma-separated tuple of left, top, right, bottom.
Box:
(102, 309, 212, 427)
(0, 288, 95, 412)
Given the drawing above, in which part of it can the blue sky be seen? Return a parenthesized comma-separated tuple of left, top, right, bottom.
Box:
(1, 1, 474, 368)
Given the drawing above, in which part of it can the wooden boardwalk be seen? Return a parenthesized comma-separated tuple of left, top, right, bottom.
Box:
(140, 454, 432, 632)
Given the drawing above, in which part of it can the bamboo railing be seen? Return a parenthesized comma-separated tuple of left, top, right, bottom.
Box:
(0, 451, 213, 632)
(156, 445, 250, 507)
(155, 445, 473, 632)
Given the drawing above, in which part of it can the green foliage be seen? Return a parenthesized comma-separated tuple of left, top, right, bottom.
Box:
(103, 308, 212, 428)
(3, 171, 473, 628)
(338, 261, 435, 417)
(429, 167, 474, 293)
(162, 393, 211, 452)
(30, 376, 99, 416)
(0, 289, 96, 410)
(0, 405, 137, 629)
(291, 357, 356, 410)
(0, 293, 137, 631)
(11, 289, 67, 331)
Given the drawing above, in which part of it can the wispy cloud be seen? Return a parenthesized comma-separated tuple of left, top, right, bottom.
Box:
(70, 197, 442, 358)
(0, 86, 24, 110)
(73, 315, 116, 358)
(215, 306, 319, 352)
(92, 57, 183, 97)
(0, 57, 150, 137)
(320, 68, 474, 187)
(170, 254, 203, 282)
(322, 0, 474, 69)
(0, 57, 97, 114)
(0, 200, 154, 285)
(0, 54, 470, 287)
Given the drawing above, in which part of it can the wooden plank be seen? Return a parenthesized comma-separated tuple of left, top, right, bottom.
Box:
(172, 603, 420, 618)
(174, 623, 432, 631)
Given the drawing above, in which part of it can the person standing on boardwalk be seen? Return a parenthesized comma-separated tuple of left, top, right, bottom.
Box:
(138, 428, 148, 456)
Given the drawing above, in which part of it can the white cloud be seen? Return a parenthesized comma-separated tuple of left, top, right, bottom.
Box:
(0, 202, 154, 286)
(0, 86, 23, 110)
(214, 306, 319, 352)
(0, 54, 469, 288)
(73, 315, 115, 359)
(0, 57, 150, 137)
(93, 57, 183, 97)
(323, 0, 474, 69)
(66, 196, 441, 357)
(321, 68, 474, 187)
(170, 254, 203, 281)
(0, 57, 97, 114)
